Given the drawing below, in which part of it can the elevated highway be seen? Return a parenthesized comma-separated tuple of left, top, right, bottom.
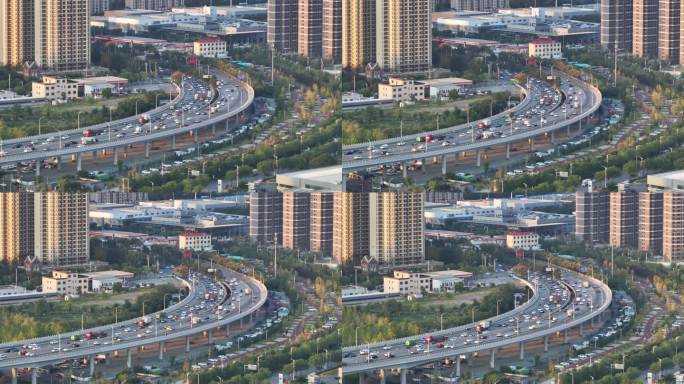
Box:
(0, 268, 267, 384)
(342, 72, 602, 177)
(341, 268, 612, 383)
(0, 68, 254, 175)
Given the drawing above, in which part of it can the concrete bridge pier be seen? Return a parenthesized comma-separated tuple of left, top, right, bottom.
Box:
(358, 372, 364, 384)
(506, 143, 511, 159)
(92, 150, 97, 160)
(212, 124, 216, 136)
(567, 125, 571, 137)
(145, 142, 150, 158)
(193, 129, 198, 143)
(551, 130, 556, 143)
(579, 322, 584, 336)
(519, 341, 525, 361)
(544, 335, 549, 352)
(240, 317, 243, 328)
(476, 149, 481, 167)
(56, 157, 61, 170)
(225, 322, 230, 335)
(441, 155, 447, 175)
(113, 147, 119, 165)
(529, 137, 534, 151)
(379, 369, 386, 384)
(490, 348, 496, 368)
(185, 336, 191, 353)
(31, 369, 37, 384)
(172, 135, 177, 150)
(563, 329, 568, 343)
(400, 369, 407, 384)
(159, 341, 165, 361)
(35, 161, 41, 177)
(90, 355, 95, 376)
(77, 153, 83, 171)
(208, 329, 213, 344)
(127, 348, 133, 369)
(456, 357, 461, 377)
(10, 367, 17, 384)
(403, 162, 408, 179)
(225, 119, 230, 133)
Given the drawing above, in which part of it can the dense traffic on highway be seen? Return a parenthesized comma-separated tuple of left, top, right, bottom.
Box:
(342, 269, 609, 373)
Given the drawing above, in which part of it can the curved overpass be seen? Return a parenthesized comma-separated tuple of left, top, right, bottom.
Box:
(342, 72, 602, 173)
(0, 268, 267, 383)
(0, 69, 254, 173)
(342, 269, 611, 379)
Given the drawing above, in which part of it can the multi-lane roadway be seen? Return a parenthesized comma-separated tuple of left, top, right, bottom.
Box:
(0, 69, 253, 175)
(341, 269, 611, 383)
(342, 72, 602, 177)
(0, 268, 267, 384)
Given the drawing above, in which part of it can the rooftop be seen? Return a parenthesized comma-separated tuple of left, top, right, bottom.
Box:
(276, 166, 342, 192)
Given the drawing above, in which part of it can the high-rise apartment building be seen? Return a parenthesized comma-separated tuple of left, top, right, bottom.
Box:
(600, 0, 633, 53)
(310, 192, 334, 256)
(34, 0, 90, 71)
(0, 192, 34, 263)
(639, 192, 663, 255)
(663, 192, 684, 262)
(90, 0, 110, 15)
(450, 0, 508, 12)
(632, 0, 659, 58)
(575, 189, 610, 244)
(658, 0, 681, 63)
(0, 0, 35, 67)
(609, 191, 639, 248)
(322, 0, 342, 63)
(368, 192, 425, 266)
(332, 192, 369, 264)
(249, 192, 283, 245)
(375, 0, 432, 73)
(267, 0, 299, 53)
(34, 192, 89, 266)
(124, 0, 182, 10)
(341, 0, 375, 69)
(298, 0, 323, 58)
(282, 192, 311, 251)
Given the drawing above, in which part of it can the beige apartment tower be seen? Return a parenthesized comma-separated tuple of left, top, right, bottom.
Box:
(332, 192, 369, 264)
(632, 0, 659, 58)
(34, 0, 90, 71)
(341, 0, 375, 69)
(298, 0, 323, 58)
(34, 192, 89, 266)
(663, 192, 684, 262)
(282, 192, 311, 251)
(323, 0, 342, 63)
(375, 0, 432, 73)
(0, 0, 35, 67)
(658, 0, 681, 63)
(267, 0, 299, 53)
(609, 191, 639, 248)
(0, 192, 35, 263)
(639, 192, 663, 255)
(368, 192, 425, 266)
(309, 192, 334, 256)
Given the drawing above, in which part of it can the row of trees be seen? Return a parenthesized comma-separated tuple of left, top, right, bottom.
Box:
(342, 91, 512, 145)
(341, 283, 523, 346)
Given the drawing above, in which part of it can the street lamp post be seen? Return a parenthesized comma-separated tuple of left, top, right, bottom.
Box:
(38, 117, 44, 136)
(77, 111, 84, 131)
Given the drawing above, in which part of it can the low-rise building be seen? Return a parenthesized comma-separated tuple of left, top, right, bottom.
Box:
(193, 38, 228, 58)
(528, 37, 562, 59)
(383, 271, 431, 296)
(42, 271, 90, 296)
(378, 78, 426, 102)
(506, 231, 541, 250)
(178, 231, 213, 251)
(32, 76, 79, 101)
(423, 270, 473, 291)
(81, 270, 135, 291)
